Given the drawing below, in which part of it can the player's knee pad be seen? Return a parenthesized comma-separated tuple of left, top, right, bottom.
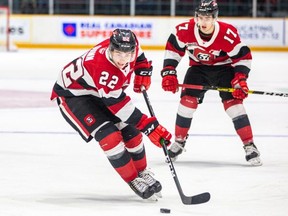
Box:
(178, 95, 198, 118)
(95, 122, 125, 158)
(121, 125, 143, 153)
(223, 99, 247, 119)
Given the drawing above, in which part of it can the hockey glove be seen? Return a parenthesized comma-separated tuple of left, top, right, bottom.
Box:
(161, 67, 179, 93)
(138, 116, 172, 148)
(133, 62, 153, 93)
(231, 72, 249, 99)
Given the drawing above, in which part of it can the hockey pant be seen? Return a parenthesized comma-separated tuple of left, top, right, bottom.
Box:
(57, 96, 146, 183)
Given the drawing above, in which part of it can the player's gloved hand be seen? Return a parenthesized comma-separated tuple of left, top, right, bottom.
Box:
(161, 67, 179, 93)
(133, 62, 153, 93)
(138, 116, 172, 148)
(231, 72, 249, 99)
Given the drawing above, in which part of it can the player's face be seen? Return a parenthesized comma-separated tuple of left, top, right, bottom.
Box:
(111, 50, 134, 69)
(196, 14, 215, 34)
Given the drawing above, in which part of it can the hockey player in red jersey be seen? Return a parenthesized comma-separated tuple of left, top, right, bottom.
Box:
(161, 0, 262, 166)
(51, 29, 172, 199)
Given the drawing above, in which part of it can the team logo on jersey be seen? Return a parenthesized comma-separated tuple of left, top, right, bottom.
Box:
(193, 47, 216, 64)
(196, 52, 211, 61)
(84, 114, 96, 126)
(122, 36, 130, 42)
(62, 23, 77, 37)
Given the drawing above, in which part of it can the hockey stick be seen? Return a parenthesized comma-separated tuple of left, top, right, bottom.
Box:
(141, 87, 210, 205)
(178, 84, 288, 97)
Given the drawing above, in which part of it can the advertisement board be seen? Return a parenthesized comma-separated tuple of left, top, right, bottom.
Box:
(220, 18, 285, 46)
(9, 17, 31, 42)
(9, 15, 288, 49)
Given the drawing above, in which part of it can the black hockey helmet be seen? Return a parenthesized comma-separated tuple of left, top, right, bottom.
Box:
(109, 29, 136, 53)
(195, 0, 219, 18)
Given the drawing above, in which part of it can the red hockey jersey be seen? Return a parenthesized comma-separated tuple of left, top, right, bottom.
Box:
(51, 38, 150, 126)
(164, 18, 252, 75)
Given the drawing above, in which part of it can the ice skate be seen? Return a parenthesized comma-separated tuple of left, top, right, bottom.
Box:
(139, 169, 162, 198)
(168, 138, 187, 162)
(128, 177, 156, 200)
(244, 143, 262, 166)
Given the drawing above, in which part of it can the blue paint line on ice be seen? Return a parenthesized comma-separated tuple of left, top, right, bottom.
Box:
(0, 130, 287, 138)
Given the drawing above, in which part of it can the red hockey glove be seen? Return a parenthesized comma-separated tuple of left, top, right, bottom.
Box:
(231, 72, 249, 99)
(161, 67, 179, 93)
(138, 116, 172, 148)
(133, 63, 153, 93)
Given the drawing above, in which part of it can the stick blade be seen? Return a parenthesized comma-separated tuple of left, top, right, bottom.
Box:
(182, 192, 211, 205)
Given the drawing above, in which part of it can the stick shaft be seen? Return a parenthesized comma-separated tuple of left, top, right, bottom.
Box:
(178, 84, 288, 97)
(141, 88, 210, 205)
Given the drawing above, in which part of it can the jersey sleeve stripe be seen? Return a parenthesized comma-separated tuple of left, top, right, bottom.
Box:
(228, 43, 251, 59)
(166, 35, 186, 54)
(125, 108, 144, 126)
(164, 50, 183, 63)
(113, 100, 136, 122)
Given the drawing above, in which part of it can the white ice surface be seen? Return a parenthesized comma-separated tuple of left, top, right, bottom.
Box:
(0, 49, 288, 216)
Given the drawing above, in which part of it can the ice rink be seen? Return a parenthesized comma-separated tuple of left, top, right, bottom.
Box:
(0, 49, 288, 216)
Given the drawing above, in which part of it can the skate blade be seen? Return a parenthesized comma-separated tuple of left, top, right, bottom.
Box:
(154, 191, 162, 198)
(248, 157, 263, 166)
(147, 194, 158, 202)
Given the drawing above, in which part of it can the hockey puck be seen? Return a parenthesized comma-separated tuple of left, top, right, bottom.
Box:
(160, 208, 171, 213)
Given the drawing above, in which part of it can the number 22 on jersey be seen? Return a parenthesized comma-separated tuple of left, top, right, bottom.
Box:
(62, 57, 119, 89)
